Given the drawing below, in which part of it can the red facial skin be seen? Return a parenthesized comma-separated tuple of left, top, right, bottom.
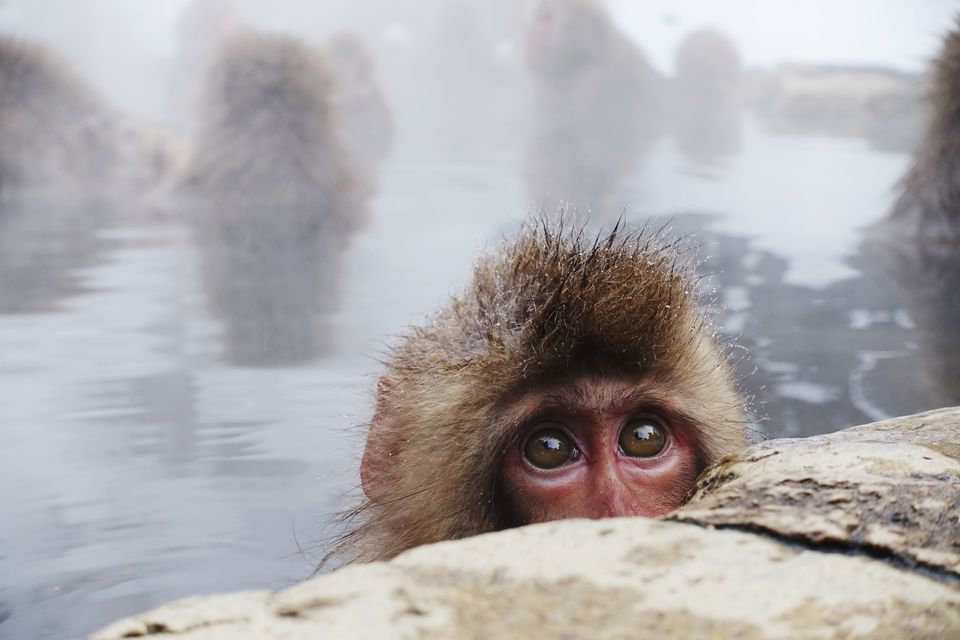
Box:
(526, 4, 555, 64)
(497, 376, 703, 525)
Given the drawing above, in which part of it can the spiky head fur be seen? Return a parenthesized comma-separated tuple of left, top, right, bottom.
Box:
(336, 218, 747, 563)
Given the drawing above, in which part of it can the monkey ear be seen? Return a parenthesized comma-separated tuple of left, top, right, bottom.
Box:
(360, 376, 401, 503)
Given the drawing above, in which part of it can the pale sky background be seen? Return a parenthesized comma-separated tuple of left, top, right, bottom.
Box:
(0, 0, 954, 118)
(610, 0, 954, 73)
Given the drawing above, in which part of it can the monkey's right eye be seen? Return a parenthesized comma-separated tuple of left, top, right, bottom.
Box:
(523, 427, 575, 469)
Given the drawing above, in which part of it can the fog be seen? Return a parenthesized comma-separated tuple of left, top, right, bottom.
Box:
(0, 1, 957, 638)
(0, 1, 949, 119)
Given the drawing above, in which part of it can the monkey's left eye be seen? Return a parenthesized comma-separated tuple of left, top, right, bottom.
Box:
(618, 418, 667, 457)
(523, 427, 575, 469)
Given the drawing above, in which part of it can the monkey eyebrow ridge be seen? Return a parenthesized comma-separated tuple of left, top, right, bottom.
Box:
(507, 377, 676, 426)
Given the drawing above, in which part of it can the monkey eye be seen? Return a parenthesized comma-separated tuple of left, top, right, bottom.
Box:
(523, 427, 575, 469)
(618, 418, 667, 458)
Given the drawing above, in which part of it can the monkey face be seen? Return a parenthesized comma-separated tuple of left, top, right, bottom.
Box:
(496, 375, 704, 525)
(342, 221, 747, 563)
(524, 0, 608, 76)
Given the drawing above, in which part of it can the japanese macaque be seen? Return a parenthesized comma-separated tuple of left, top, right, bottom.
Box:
(0, 37, 183, 199)
(0, 37, 120, 195)
(0, 38, 184, 310)
(187, 32, 360, 365)
(670, 29, 743, 166)
(0, 38, 118, 311)
(884, 19, 960, 239)
(327, 32, 394, 195)
(188, 31, 357, 214)
(337, 219, 749, 563)
(868, 19, 960, 406)
(523, 0, 665, 215)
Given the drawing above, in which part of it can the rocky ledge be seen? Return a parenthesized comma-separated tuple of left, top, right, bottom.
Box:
(91, 407, 960, 639)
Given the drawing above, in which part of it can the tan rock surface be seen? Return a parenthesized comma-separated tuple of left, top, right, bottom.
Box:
(91, 409, 960, 640)
(674, 407, 960, 576)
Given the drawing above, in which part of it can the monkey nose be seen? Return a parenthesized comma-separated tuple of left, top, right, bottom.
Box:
(591, 478, 639, 518)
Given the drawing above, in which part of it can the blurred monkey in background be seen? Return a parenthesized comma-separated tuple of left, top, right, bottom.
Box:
(523, 0, 666, 216)
(327, 32, 395, 195)
(187, 32, 362, 365)
(670, 28, 743, 167)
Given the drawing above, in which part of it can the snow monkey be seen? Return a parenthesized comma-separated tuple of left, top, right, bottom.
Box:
(337, 219, 750, 563)
(886, 16, 960, 239)
(0, 36, 120, 194)
(187, 31, 361, 365)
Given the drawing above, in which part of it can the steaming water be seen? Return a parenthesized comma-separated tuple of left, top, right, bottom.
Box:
(0, 116, 955, 639)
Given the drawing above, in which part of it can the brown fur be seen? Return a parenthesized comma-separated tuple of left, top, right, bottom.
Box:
(189, 31, 357, 225)
(887, 18, 960, 238)
(187, 31, 360, 365)
(335, 218, 748, 564)
(0, 37, 120, 194)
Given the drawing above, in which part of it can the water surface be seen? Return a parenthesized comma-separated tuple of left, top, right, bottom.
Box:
(0, 116, 954, 639)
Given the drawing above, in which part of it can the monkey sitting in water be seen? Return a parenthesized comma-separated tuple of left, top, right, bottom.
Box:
(187, 31, 361, 365)
(336, 219, 750, 563)
(188, 31, 358, 223)
(870, 19, 960, 408)
(523, 0, 665, 216)
(0, 37, 190, 200)
(0, 37, 120, 195)
(885, 19, 960, 239)
(327, 31, 394, 196)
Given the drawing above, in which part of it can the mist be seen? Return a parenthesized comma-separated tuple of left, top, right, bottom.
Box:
(0, 0, 950, 121)
(0, 2, 957, 638)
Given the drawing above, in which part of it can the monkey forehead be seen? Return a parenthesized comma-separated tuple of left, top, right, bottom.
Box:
(387, 220, 720, 389)
(498, 374, 687, 426)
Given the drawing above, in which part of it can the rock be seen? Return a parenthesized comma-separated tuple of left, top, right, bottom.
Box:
(674, 407, 960, 576)
(90, 408, 960, 639)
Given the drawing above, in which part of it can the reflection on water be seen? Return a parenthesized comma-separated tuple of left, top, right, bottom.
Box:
(0, 197, 115, 312)
(0, 221, 362, 637)
(688, 217, 955, 435)
(863, 236, 960, 411)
